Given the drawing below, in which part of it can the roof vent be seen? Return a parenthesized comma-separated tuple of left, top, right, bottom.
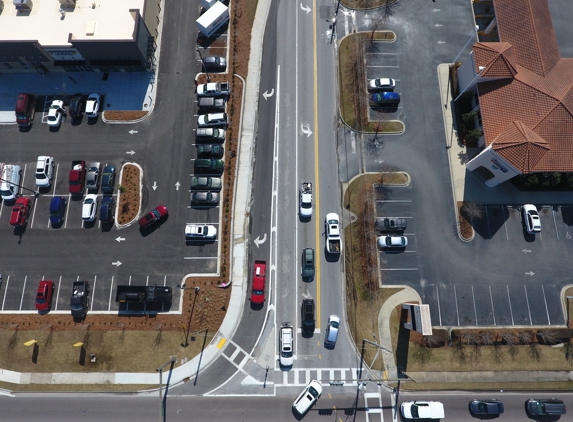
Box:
(13, 0, 32, 11)
(58, 0, 75, 7)
(86, 21, 96, 36)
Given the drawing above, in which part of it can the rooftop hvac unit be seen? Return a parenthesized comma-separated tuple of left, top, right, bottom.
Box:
(13, 0, 32, 11)
(58, 0, 75, 7)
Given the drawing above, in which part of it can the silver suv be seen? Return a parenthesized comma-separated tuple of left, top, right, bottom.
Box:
(279, 323, 294, 366)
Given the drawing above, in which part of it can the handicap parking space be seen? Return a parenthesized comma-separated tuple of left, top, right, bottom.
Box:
(0, 274, 182, 314)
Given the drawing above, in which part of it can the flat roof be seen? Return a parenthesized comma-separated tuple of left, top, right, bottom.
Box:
(0, 0, 145, 46)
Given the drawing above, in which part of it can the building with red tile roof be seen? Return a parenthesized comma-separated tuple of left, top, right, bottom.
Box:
(463, 0, 573, 187)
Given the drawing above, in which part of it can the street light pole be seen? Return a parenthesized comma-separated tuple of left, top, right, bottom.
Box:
(157, 356, 176, 422)
(0, 174, 38, 197)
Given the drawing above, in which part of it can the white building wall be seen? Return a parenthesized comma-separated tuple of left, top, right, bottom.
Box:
(466, 144, 521, 187)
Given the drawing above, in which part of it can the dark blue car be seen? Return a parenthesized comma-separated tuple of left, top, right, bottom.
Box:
(101, 165, 116, 194)
(100, 197, 115, 224)
(49, 196, 67, 225)
(372, 92, 400, 105)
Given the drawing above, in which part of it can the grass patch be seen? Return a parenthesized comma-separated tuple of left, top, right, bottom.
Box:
(339, 32, 403, 133)
(0, 328, 212, 374)
(245, 0, 259, 28)
(0, 382, 157, 392)
(341, 0, 395, 11)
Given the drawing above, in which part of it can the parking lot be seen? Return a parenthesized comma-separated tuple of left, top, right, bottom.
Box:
(364, 40, 404, 121)
(376, 185, 570, 327)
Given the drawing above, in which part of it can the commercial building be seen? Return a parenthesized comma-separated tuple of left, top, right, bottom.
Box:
(0, 0, 161, 74)
(459, 0, 573, 187)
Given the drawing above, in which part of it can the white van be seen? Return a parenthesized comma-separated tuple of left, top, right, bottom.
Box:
(0, 164, 22, 201)
(196, 128, 225, 143)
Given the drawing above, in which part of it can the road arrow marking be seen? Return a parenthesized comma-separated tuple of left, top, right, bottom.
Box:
(437, 41, 446, 44)
(435, 23, 443, 27)
(262, 89, 274, 101)
(525, 271, 535, 276)
(152, 181, 158, 191)
(301, 123, 313, 138)
(522, 249, 531, 253)
(175, 181, 180, 191)
(432, 8, 440, 12)
(116, 236, 125, 243)
(300, 3, 311, 14)
(126, 150, 135, 155)
(128, 130, 138, 135)
(254, 233, 267, 248)
(112, 261, 122, 266)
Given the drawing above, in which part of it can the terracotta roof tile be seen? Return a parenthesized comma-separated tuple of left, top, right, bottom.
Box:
(493, 0, 559, 76)
(474, 0, 573, 173)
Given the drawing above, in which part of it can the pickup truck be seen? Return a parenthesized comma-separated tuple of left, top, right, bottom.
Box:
(325, 213, 342, 254)
(198, 97, 226, 111)
(299, 182, 313, 218)
(116, 285, 173, 304)
(375, 217, 407, 232)
(70, 281, 90, 318)
(69, 160, 86, 195)
(197, 81, 230, 97)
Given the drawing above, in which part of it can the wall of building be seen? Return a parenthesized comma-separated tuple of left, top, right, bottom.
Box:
(466, 145, 521, 187)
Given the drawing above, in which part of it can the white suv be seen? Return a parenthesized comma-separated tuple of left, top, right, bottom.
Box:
(522, 204, 541, 234)
(279, 323, 294, 366)
(35, 156, 55, 188)
(197, 113, 228, 127)
(293, 380, 322, 415)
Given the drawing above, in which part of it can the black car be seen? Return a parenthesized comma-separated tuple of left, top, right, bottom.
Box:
(101, 165, 116, 194)
(99, 197, 115, 224)
(301, 298, 315, 333)
(197, 144, 224, 158)
(69, 94, 85, 119)
(70, 281, 90, 319)
(202, 56, 227, 72)
(469, 399, 504, 416)
(194, 159, 224, 174)
(526, 398, 566, 416)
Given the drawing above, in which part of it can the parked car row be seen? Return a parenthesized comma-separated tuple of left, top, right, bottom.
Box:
(398, 397, 566, 419)
(34, 279, 90, 320)
(16, 92, 102, 129)
(367, 77, 400, 107)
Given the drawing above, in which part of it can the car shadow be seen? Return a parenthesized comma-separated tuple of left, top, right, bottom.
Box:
(299, 215, 311, 223)
(101, 222, 114, 232)
(381, 248, 407, 254)
(302, 275, 314, 283)
(50, 221, 64, 229)
(48, 125, 63, 132)
(300, 329, 314, 339)
(185, 239, 217, 246)
(37, 186, 52, 195)
(12, 226, 27, 236)
(469, 412, 502, 420)
(250, 301, 264, 311)
(82, 220, 96, 229)
(87, 116, 99, 125)
(70, 116, 84, 126)
(324, 249, 341, 262)
(18, 126, 32, 133)
(139, 216, 169, 237)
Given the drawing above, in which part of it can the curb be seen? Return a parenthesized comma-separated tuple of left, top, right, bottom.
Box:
(115, 162, 143, 228)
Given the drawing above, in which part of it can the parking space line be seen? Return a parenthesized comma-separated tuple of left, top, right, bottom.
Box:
(163, 275, 167, 287)
(453, 286, 460, 326)
(542, 285, 551, 324)
(436, 286, 442, 326)
(376, 200, 412, 203)
(502, 206, 509, 240)
(1, 275, 9, 310)
(90, 276, 97, 311)
(64, 194, 71, 228)
(471, 286, 478, 325)
(184, 256, 218, 259)
(485, 206, 492, 239)
(128, 275, 132, 285)
(489, 286, 496, 325)
(381, 268, 418, 271)
(506, 286, 514, 325)
(55, 276, 62, 311)
(19, 275, 27, 311)
(552, 208, 559, 239)
(30, 193, 38, 229)
(108, 276, 114, 311)
(367, 65, 399, 68)
(146, 275, 149, 286)
(524, 286, 533, 325)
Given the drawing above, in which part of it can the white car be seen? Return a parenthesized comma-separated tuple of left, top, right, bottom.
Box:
(377, 235, 408, 248)
(400, 401, 445, 420)
(300, 183, 313, 217)
(368, 78, 396, 91)
(279, 323, 294, 366)
(82, 194, 98, 221)
(86, 93, 100, 118)
(35, 156, 54, 188)
(47, 100, 64, 127)
(185, 224, 217, 240)
(324, 314, 340, 347)
(292, 380, 322, 415)
(197, 113, 228, 127)
(522, 204, 541, 234)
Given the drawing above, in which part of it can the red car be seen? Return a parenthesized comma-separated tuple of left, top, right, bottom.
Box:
(35, 280, 54, 312)
(138, 205, 168, 228)
(10, 197, 31, 227)
(251, 260, 266, 304)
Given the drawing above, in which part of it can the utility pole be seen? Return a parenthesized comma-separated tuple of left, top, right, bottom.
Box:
(157, 356, 176, 422)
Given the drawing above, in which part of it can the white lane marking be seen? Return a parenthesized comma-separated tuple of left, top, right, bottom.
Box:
(524, 285, 533, 325)
(19, 275, 27, 311)
(108, 276, 114, 312)
(90, 276, 97, 311)
(542, 285, 550, 325)
(489, 285, 496, 326)
(1, 275, 10, 310)
(436, 285, 442, 327)
(472, 285, 478, 325)
(454, 285, 460, 326)
(55, 276, 62, 311)
(507, 285, 515, 325)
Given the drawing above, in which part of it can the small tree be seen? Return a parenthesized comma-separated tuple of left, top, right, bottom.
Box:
(461, 201, 485, 220)
(465, 128, 483, 144)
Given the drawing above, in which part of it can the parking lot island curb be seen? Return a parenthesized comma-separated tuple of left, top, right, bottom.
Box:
(115, 162, 143, 228)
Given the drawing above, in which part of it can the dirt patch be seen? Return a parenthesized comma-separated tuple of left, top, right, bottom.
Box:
(117, 164, 141, 225)
(103, 111, 148, 121)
